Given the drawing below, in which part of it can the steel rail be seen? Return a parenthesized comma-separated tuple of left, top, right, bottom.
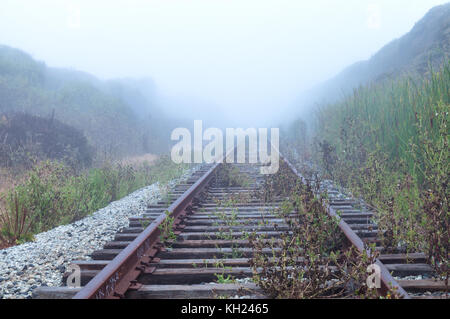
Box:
(73, 163, 222, 299)
(279, 151, 411, 299)
(73, 147, 236, 299)
(72, 143, 409, 299)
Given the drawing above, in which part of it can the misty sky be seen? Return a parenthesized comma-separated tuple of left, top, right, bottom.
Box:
(0, 0, 447, 126)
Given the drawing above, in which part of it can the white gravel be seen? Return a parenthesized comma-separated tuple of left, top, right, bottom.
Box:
(0, 166, 197, 299)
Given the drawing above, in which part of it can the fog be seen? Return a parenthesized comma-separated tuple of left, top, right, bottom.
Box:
(0, 0, 447, 127)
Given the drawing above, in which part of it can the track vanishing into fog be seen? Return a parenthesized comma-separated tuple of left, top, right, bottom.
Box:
(33, 151, 448, 299)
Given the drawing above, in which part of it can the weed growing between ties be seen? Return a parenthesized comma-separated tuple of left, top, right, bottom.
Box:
(0, 156, 188, 247)
(210, 192, 253, 282)
(250, 161, 401, 299)
(214, 259, 236, 284)
(158, 210, 177, 248)
(214, 164, 251, 188)
(208, 165, 259, 284)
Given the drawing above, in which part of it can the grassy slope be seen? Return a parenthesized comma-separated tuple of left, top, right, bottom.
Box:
(290, 3, 450, 117)
(285, 5, 449, 275)
(309, 61, 449, 277)
(315, 62, 449, 183)
(0, 45, 170, 158)
(0, 46, 190, 248)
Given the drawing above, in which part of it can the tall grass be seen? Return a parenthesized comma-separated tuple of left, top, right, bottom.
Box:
(0, 156, 188, 247)
(311, 62, 449, 281)
(315, 62, 449, 184)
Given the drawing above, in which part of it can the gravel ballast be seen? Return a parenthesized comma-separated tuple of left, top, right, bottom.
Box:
(0, 167, 197, 299)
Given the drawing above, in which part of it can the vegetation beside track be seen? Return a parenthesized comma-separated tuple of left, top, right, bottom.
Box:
(285, 62, 449, 285)
(0, 156, 188, 248)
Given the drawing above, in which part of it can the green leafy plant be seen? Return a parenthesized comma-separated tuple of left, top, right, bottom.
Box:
(158, 210, 177, 247)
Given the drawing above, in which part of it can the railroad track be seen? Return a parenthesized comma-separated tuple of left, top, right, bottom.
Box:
(33, 152, 448, 299)
(283, 155, 448, 299)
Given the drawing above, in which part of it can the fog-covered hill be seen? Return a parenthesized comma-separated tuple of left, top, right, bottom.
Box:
(0, 45, 177, 158)
(290, 3, 450, 119)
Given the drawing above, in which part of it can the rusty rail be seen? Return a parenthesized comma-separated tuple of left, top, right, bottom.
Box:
(72, 145, 410, 299)
(73, 162, 221, 299)
(279, 152, 411, 299)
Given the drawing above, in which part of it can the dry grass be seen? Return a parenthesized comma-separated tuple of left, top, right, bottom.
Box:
(0, 168, 12, 249)
(116, 153, 159, 167)
(0, 166, 32, 198)
(0, 155, 184, 248)
(0, 168, 13, 194)
(0, 154, 158, 218)
(0, 168, 15, 213)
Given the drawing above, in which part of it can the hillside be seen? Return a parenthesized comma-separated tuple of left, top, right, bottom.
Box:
(0, 45, 174, 159)
(283, 4, 450, 265)
(291, 3, 450, 116)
